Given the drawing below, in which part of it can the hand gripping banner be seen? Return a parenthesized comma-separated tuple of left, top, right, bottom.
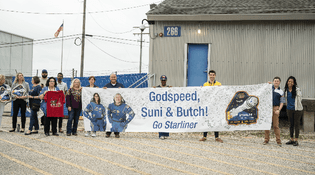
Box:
(82, 83, 272, 132)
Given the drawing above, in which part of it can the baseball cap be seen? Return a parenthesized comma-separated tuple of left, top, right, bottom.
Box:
(42, 69, 48, 73)
(160, 75, 167, 81)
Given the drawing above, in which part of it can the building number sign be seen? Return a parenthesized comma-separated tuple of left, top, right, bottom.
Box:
(164, 26, 181, 37)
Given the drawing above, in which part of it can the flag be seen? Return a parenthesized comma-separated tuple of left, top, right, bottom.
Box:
(54, 23, 63, 37)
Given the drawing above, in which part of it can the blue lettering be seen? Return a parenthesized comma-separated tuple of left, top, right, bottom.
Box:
(153, 121, 162, 129)
(186, 93, 191, 101)
(177, 107, 182, 117)
(180, 93, 185, 101)
(165, 121, 170, 129)
(168, 93, 173, 101)
(141, 107, 147, 117)
(174, 94, 179, 103)
(149, 92, 155, 101)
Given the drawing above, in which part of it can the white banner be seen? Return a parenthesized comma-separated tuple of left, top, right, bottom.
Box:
(82, 83, 272, 132)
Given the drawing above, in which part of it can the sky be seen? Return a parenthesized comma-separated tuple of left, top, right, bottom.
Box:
(0, 0, 162, 77)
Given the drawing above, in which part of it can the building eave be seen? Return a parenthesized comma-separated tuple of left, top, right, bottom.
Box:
(147, 13, 315, 21)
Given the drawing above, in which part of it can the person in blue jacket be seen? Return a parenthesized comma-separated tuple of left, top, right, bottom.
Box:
(107, 93, 135, 138)
(83, 93, 106, 137)
(25, 76, 42, 135)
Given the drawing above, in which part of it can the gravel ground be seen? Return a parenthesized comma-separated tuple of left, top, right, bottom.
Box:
(1, 104, 315, 175)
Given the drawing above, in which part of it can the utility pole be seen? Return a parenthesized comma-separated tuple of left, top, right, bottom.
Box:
(80, 0, 86, 77)
(134, 19, 149, 73)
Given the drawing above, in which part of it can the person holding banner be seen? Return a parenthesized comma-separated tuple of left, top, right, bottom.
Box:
(39, 77, 61, 136)
(86, 76, 99, 88)
(103, 73, 124, 137)
(83, 93, 106, 137)
(153, 75, 172, 140)
(10, 73, 30, 133)
(66, 79, 82, 136)
(0, 74, 11, 131)
(263, 77, 285, 146)
(199, 70, 223, 143)
(107, 93, 135, 138)
(284, 76, 303, 146)
(103, 73, 124, 89)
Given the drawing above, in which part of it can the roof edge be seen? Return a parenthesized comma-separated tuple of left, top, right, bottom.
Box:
(0, 30, 33, 40)
(147, 13, 315, 21)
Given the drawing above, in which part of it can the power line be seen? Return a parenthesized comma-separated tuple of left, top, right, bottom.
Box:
(87, 7, 137, 34)
(86, 38, 138, 63)
(0, 1, 161, 15)
(0, 34, 150, 48)
(90, 38, 143, 47)
(0, 34, 81, 45)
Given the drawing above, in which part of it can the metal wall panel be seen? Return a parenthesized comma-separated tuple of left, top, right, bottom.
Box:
(0, 31, 33, 77)
(149, 21, 315, 98)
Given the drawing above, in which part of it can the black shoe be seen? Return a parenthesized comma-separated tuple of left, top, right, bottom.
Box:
(31, 131, 38, 134)
(286, 140, 295, 145)
(293, 141, 299, 146)
(45, 133, 50, 136)
(73, 133, 77, 136)
(115, 134, 120, 138)
(25, 131, 32, 135)
(52, 133, 59, 136)
(9, 129, 15, 132)
(105, 134, 110, 138)
(67, 133, 71, 136)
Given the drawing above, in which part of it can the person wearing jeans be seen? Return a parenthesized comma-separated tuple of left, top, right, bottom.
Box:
(66, 79, 82, 136)
(25, 76, 42, 135)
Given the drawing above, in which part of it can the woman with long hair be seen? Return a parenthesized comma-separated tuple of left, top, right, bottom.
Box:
(83, 93, 106, 137)
(10, 73, 30, 132)
(66, 78, 82, 136)
(39, 77, 60, 136)
(25, 76, 42, 135)
(284, 76, 303, 146)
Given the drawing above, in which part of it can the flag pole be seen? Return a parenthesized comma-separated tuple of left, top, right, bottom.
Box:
(61, 20, 64, 73)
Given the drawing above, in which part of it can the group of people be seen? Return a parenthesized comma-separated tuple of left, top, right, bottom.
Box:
(197, 70, 303, 146)
(0, 69, 304, 146)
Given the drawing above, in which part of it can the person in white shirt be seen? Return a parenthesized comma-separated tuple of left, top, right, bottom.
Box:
(56, 72, 68, 133)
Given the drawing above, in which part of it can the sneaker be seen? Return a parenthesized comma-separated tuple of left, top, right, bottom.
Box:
(160, 136, 165, 140)
(91, 132, 96, 137)
(286, 140, 295, 145)
(215, 138, 223, 143)
(105, 133, 110, 138)
(277, 143, 282, 147)
(67, 133, 71, 136)
(199, 137, 207, 141)
(293, 141, 299, 146)
(85, 132, 90, 137)
(263, 141, 268, 145)
(115, 134, 120, 138)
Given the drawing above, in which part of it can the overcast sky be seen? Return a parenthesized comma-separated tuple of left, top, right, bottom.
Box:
(0, 0, 162, 77)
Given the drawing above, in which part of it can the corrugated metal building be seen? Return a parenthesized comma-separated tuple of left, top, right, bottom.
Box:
(0, 30, 33, 77)
(146, 0, 315, 98)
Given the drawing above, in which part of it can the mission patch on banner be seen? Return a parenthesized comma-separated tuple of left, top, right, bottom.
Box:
(226, 91, 259, 125)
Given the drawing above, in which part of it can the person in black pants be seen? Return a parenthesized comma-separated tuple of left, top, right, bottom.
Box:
(39, 77, 60, 136)
(10, 73, 30, 133)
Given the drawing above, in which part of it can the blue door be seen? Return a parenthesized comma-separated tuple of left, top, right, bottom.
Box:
(187, 44, 209, 86)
